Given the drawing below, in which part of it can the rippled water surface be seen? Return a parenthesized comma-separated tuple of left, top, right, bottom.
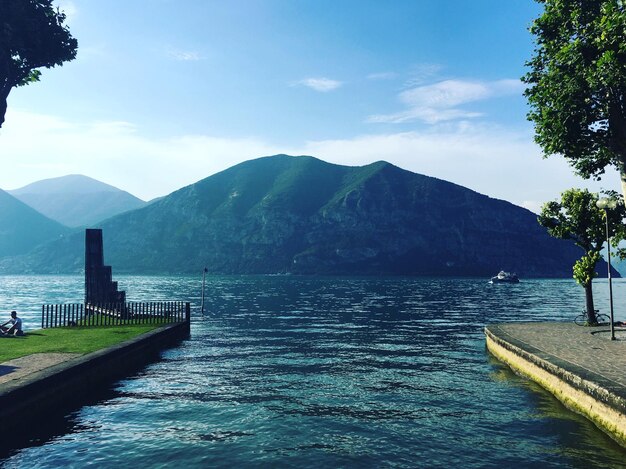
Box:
(2, 275, 626, 468)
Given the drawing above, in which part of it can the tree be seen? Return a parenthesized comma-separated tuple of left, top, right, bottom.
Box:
(538, 188, 626, 323)
(523, 1, 626, 201)
(0, 0, 77, 128)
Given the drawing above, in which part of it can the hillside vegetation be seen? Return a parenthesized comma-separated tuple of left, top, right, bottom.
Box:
(0, 155, 588, 277)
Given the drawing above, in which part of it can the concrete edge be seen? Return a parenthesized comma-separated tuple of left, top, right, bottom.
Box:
(485, 326, 626, 446)
(0, 320, 190, 431)
(486, 324, 626, 410)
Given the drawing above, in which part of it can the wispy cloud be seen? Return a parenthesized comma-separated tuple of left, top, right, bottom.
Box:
(295, 77, 343, 92)
(368, 78, 525, 124)
(367, 72, 397, 81)
(403, 63, 443, 87)
(166, 47, 202, 61)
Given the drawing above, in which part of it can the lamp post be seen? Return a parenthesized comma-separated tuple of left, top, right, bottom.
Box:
(596, 198, 617, 340)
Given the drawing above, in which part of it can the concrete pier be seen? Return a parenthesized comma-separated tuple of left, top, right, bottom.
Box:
(486, 322, 626, 446)
(0, 321, 190, 436)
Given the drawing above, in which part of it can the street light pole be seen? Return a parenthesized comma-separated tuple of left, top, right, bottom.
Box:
(605, 210, 616, 341)
(596, 198, 617, 340)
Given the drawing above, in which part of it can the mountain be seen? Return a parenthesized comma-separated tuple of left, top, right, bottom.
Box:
(8, 175, 147, 227)
(606, 256, 626, 277)
(0, 189, 69, 258)
(0, 155, 595, 276)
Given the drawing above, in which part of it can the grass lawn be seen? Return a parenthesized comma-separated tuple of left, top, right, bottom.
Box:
(0, 325, 163, 363)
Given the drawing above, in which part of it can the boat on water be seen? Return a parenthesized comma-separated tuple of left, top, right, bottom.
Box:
(489, 271, 519, 283)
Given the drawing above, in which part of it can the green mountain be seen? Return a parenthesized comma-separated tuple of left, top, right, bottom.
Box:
(0, 155, 592, 276)
(0, 189, 69, 258)
(8, 174, 147, 227)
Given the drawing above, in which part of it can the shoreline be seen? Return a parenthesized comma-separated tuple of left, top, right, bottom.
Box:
(485, 322, 626, 446)
(0, 320, 190, 435)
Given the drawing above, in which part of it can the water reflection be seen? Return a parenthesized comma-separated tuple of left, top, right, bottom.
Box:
(490, 361, 626, 469)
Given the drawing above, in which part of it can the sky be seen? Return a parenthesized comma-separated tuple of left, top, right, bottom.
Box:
(0, 0, 622, 212)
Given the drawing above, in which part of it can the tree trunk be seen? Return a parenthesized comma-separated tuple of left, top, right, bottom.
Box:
(584, 281, 597, 324)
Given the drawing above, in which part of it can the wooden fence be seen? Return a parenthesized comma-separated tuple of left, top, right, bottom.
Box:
(41, 301, 190, 328)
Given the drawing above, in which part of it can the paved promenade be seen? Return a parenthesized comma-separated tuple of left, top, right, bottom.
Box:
(0, 353, 81, 386)
(486, 321, 626, 445)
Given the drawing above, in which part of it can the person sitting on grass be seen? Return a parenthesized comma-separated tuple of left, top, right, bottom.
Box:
(1, 311, 23, 336)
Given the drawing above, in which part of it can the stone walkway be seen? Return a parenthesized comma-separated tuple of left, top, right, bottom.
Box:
(0, 353, 81, 385)
(486, 321, 626, 401)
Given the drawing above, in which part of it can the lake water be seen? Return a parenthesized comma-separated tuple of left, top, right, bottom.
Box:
(1, 275, 626, 468)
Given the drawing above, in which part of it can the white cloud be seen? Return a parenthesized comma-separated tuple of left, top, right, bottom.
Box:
(368, 78, 525, 124)
(0, 110, 619, 210)
(295, 77, 343, 92)
(403, 63, 443, 87)
(166, 48, 202, 61)
(401, 80, 490, 108)
(367, 72, 397, 81)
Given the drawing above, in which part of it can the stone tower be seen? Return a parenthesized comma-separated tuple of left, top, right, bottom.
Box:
(84, 229, 126, 305)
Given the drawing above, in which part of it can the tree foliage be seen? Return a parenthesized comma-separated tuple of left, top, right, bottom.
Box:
(573, 251, 601, 289)
(523, 0, 626, 197)
(538, 188, 626, 321)
(0, 0, 77, 127)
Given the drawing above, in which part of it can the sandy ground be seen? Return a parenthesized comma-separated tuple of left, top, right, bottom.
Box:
(0, 353, 81, 385)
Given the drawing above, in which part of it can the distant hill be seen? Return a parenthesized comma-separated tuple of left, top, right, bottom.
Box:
(0, 189, 69, 258)
(8, 175, 147, 227)
(0, 155, 596, 277)
(606, 253, 626, 277)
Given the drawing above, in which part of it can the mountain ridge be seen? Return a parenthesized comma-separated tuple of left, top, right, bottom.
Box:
(8, 174, 147, 227)
(0, 189, 70, 258)
(0, 155, 592, 277)
(10, 174, 126, 195)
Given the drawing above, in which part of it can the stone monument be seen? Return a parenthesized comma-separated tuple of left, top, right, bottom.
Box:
(84, 229, 126, 305)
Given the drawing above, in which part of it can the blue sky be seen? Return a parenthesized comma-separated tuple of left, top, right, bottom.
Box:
(0, 0, 621, 210)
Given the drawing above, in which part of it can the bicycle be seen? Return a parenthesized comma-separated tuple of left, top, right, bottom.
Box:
(574, 309, 611, 326)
